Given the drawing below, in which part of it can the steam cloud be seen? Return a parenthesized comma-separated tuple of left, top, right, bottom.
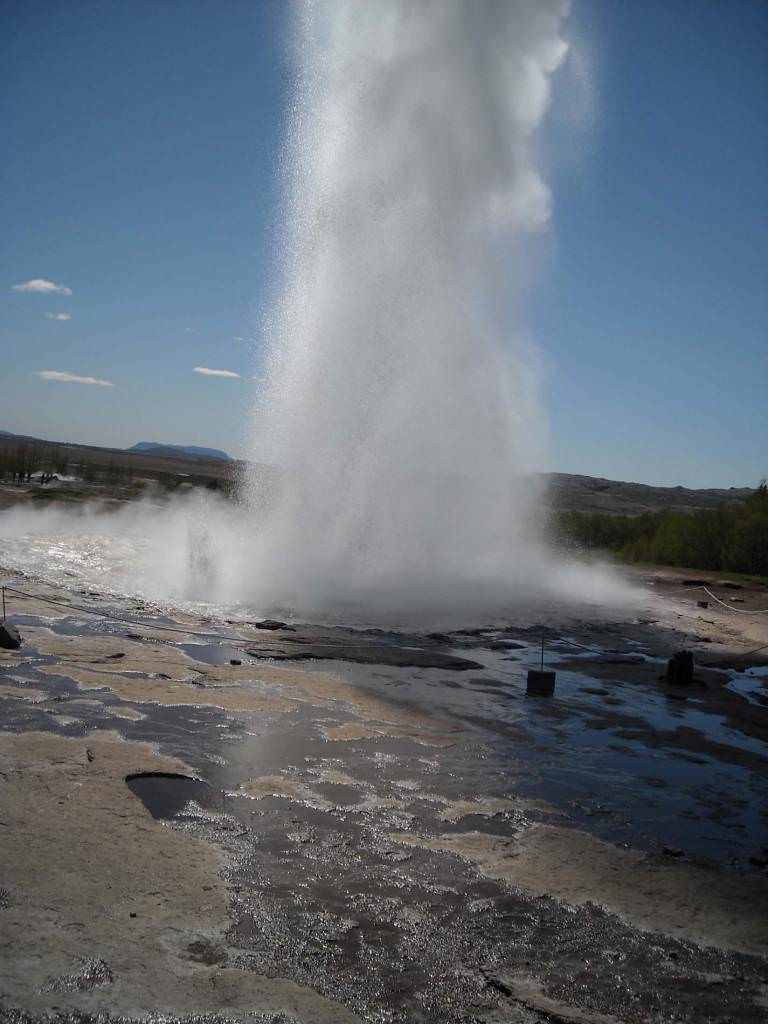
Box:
(0, 2, 640, 625)
(245, 0, 578, 616)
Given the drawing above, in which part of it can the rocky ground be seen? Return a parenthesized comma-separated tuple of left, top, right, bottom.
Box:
(0, 569, 767, 1023)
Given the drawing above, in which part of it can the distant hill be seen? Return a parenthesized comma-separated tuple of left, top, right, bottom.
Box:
(547, 473, 754, 516)
(127, 442, 232, 462)
(0, 429, 757, 513)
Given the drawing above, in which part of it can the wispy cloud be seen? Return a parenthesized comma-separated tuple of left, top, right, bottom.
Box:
(45, 312, 72, 321)
(193, 366, 241, 379)
(233, 336, 245, 342)
(13, 278, 73, 296)
(37, 370, 112, 387)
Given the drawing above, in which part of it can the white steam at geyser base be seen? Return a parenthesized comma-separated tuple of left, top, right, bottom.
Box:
(0, 1, 639, 625)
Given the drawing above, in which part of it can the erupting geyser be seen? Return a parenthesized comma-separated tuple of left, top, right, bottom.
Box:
(0, 1, 638, 620)
(247, 0, 572, 615)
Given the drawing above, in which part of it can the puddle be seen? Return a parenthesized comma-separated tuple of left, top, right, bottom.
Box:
(125, 771, 219, 819)
(6, 593, 768, 868)
(177, 642, 254, 666)
(726, 666, 768, 708)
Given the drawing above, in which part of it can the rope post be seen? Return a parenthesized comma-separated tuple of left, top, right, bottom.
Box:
(527, 628, 556, 697)
(2, 586, 5, 623)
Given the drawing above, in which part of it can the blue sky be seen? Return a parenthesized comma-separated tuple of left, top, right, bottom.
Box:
(1, 0, 766, 488)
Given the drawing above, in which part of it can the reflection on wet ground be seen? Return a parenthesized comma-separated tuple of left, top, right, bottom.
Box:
(262, 632, 767, 867)
(3, 605, 767, 867)
(2, 588, 767, 1022)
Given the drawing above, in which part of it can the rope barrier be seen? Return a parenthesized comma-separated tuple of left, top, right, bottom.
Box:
(659, 582, 768, 614)
(701, 586, 768, 615)
(649, 582, 768, 660)
(704, 641, 768, 663)
(661, 584, 712, 595)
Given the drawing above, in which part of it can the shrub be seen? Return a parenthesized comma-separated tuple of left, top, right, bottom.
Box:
(555, 482, 768, 575)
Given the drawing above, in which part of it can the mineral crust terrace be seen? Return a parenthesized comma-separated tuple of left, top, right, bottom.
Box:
(1, 574, 767, 1023)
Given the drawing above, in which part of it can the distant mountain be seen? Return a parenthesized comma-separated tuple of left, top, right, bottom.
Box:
(547, 473, 754, 516)
(127, 442, 232, 462)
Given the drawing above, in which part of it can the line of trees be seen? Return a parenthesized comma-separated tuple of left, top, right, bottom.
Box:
(0, 442, 133, 487)
(0, 441, 231, 499)
(556, 483, 768, 576)
(0, 442, 70, 481)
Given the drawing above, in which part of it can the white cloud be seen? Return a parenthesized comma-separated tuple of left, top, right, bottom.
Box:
(13, 278, 72, 296)
(45, 312, 72, 321)
(233, 336, 245, 342)
(37, 370, 112, 387)
(193, 366, 241, 379)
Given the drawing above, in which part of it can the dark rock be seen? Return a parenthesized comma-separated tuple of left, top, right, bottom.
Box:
(697, 600, 709, 609)
(247, 642, 482, 670)
(665, 650, 694, 686)
(482, 972, 513, 997)
(662, 846, 685, 858)
(723, 581, 743, 590)
(0, 622, 21, 650)
(229, 658, 242, 666)
(86, 748, 95, 762)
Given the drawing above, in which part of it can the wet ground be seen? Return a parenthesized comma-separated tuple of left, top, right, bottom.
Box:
(1, 573, 767, 1022)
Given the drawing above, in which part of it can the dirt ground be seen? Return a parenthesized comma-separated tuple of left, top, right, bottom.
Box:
(642, 565, 768, 659)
